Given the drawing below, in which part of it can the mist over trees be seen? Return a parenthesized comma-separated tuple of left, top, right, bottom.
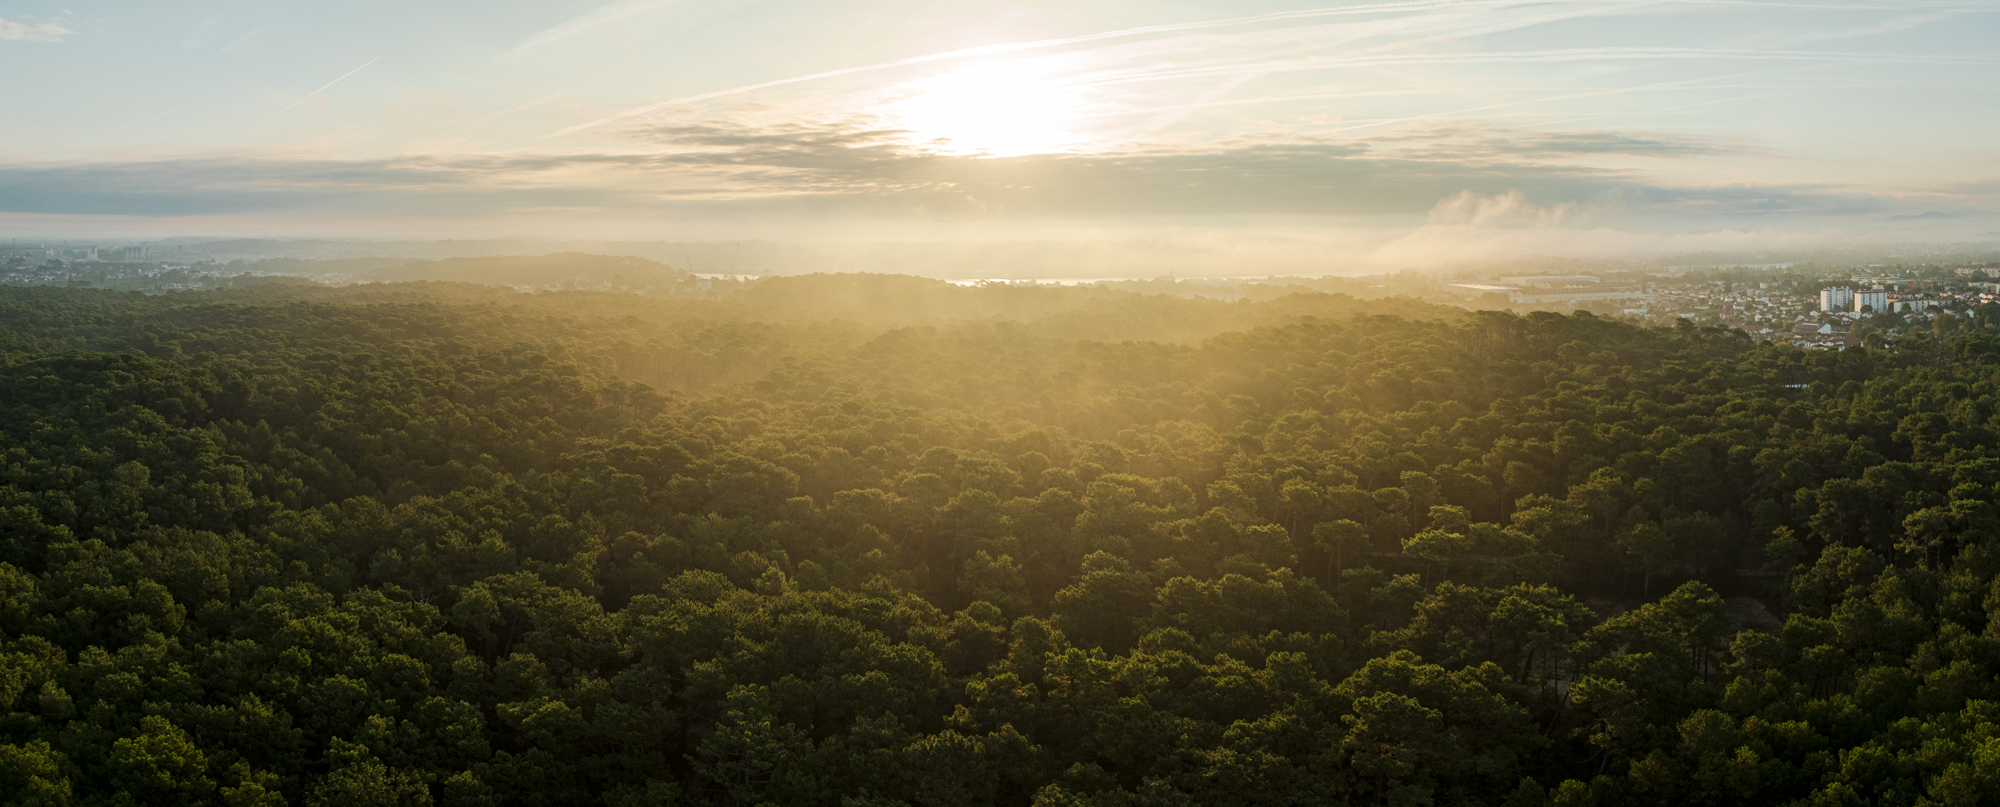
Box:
(0, 272, 1998, 805)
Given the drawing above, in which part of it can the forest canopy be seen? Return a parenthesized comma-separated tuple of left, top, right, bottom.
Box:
(0, 272, 1997, 806)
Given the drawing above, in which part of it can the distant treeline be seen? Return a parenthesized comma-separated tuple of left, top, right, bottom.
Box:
(0, 275, 1996, 805)
(201, 253, 1388, 301)
(219, 253, 693, 291)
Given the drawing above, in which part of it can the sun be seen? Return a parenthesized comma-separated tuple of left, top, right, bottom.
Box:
(884, 59, 1086, 157)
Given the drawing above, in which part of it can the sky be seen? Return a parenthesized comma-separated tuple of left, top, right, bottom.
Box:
(1, 0, 1997, 269)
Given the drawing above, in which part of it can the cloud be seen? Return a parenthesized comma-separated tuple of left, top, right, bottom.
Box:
(1723, 8, 1971, 50)
(504, 0, 689, 58)
(1426, 190, 1578, 227)
(0, 133, 1969, 268)
(552, 0, 2000, 140)
(615, 119, 1901, 225)
(0, 119, 1899, 228)
(0, 18, 73, 42)
(220, 26, 269, 53)
(616, 119, 1631, 216)
(1359, 125, 1735, 161)
(548, 0, 1520, 134)
(0, 97, 1938, 235)
(1360, 180, 1968, 266)
(552, 1, 1769, 137)
(1936, 178, 2000, 198)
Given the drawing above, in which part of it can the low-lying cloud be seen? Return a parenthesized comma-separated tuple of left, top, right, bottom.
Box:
(1427, 190, 1579, 228)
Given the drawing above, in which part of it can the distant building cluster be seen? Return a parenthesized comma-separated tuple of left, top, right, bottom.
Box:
(1818, 286, 1895, 313)
(1423, 252, 2000, 354)
(1820, 283, 1954, 315)
(1, 241, 152, 262)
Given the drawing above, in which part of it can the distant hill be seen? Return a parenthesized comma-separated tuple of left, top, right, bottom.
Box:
(213, 252, 691, 291)
(362, 252, 688, 290)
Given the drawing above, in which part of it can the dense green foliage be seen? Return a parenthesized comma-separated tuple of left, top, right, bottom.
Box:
(1, 275, 1998, 806)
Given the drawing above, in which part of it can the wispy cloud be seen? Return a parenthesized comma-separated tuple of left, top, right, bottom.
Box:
(473, 88, 572, 125)
(1935, 179, 2000, 198)
(550, 0, 1998, 152)
(1115, 48, 1990, 89)
(504, 0, 690, 58)
(1722, 7, 1971, 48)
(271, 57, 385, 119)
(548, 0, 1989, 137)
(181, 14, 230, 48)
(550, 0, 1578, 136)
(1360, 124, 1736, 160)
(0, 18, 73, 43)
(221, 26, 269, 53)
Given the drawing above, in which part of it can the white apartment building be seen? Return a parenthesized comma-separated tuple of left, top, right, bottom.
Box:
(1820, 287, 1854, 311)
(1854, 289, 1888, 313)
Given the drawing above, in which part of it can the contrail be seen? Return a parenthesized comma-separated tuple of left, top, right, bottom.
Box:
(271, 56, 383, 119)
(473, 87, 571, 125)
(1070, 47, 1999, 91)
(1326, 60, 1872, 133)
(547, 0, 1531, 136)
(1136, 72, 1267, 135)
(506, 0, 690, 58)
(545, 0, 1983, 138)
(1092, 59, 1862, 134)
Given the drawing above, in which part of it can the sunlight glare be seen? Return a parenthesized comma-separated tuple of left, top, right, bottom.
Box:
(885, 59, 1087, 157)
